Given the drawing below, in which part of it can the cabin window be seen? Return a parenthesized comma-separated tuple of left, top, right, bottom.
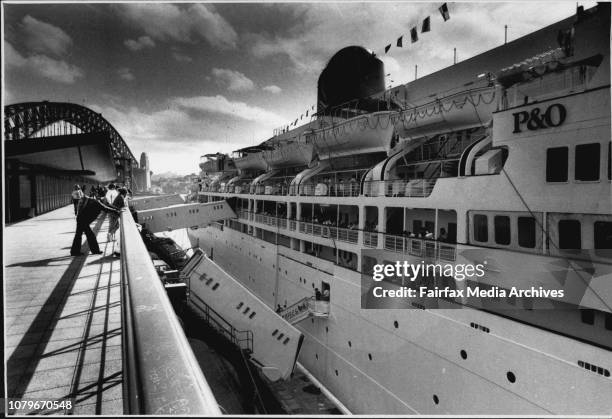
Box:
(594, 221, 612, 256)
(546, 147, 568, 182)
(558, 220, 581, 249)
(494, 216, 511, 245)
(518, 217, 536, 248)
(608, 142, 611, 180)
(474, 215, 488, 242)
(575, 143, 600, 181)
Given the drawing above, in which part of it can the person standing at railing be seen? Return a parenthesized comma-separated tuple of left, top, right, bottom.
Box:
(438, 228, 448, 242)
(71, 195, 120, 256)
(108, 188, 128, 255)
(71, 184, 84, 215)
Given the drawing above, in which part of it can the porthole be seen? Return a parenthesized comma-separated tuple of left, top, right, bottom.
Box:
(460, 350, 467, 360)
(236, 302, 243, 309)
(272, 329, 278, 336)
(249, 312, 256, 319)
(212, 283, 219, 290)
(335, 370, 339, 376)
(507, 371, 516, 383)
(393, 320, 399, 329)
(277, 333, 284, 340)
(325, 326, 329, 333)
(348, 341, 352, 347)
(315, 353, 318, 360)
(368, 353, 373, 361)
(283, 337, 290, 345)
(433, 395, 439, 405)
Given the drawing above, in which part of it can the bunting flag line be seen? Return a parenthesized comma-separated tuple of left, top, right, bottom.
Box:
(410, 27, 418, 43)
(439, 3, 450, 21)
(385, 44, 392, 53)
(397, 36, 403, 47)
(422, 16, 431, 33)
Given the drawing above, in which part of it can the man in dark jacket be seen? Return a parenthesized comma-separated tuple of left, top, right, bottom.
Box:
(71, 196, 121, 256)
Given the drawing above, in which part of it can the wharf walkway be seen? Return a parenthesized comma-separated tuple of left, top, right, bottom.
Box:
(5, 205, 123, 415)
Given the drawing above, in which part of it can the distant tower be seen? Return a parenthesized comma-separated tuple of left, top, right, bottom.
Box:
(140, 152, 151, 191)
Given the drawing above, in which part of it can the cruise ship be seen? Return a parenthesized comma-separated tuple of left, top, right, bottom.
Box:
(166, 4, 611, 415)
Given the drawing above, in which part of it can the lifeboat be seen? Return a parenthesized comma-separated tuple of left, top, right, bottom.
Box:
(305, 111, 396, 158)
(262, 141, 315, 169)
(395, 87, 496, 138)
(232, 147, 268, 171)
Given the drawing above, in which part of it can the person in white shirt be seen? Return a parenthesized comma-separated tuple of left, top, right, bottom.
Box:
(105, 183, 119, 206)
(71, 185, 84, 215)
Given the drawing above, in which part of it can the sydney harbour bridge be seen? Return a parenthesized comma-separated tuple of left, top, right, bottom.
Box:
(4, 101, 150, 222)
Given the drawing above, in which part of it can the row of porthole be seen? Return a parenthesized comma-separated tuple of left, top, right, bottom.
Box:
(578, 360, 611, 377)
(469, 322, 490, 333)
(236, 302, 257, 319)
(271, 329, 291, 345)
(188, 208, 200, 214)
(142, 215, 154, 221)
(201, 275, 220, 291)
(212, 204, 223, 210)
(166, 211, 178, 217)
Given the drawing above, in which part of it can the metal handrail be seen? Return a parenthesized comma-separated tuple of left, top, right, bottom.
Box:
(119, 209, 221, 415)
(382, 232, 457, 261)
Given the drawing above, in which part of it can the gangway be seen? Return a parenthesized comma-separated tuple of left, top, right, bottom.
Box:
(280, 297, 330, 324)
(130, 193, 185, 211)
(180, 249, 304, 382)
(134, 200, 236, 233)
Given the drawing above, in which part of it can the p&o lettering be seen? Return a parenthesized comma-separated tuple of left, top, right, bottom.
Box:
(512, 103, 566, 133)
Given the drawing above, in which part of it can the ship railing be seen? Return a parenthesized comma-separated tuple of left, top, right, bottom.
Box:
(289, 220, 297, 231)
(383, 232, 457, 262)
(298, 182, 360, 197)
(298, 221, 359, 244)
(119, 209, 220, 415)
(362, 179, 437, 198)
(363, 231, 379, 248)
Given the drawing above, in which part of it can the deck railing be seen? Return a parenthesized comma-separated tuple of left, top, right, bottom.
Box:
(382, 232, 456, 261)
(363, 179, 437, 198)
(119, 209, 221, 415)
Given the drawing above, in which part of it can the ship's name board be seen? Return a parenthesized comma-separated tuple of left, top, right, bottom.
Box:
(512, 103, 566, 133)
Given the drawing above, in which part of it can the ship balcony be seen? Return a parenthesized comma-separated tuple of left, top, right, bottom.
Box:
(382, 232, 457, 262)
(363, 178, 437, 198)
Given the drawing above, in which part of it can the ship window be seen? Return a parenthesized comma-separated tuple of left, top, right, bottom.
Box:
(608, 142, 612, 180)
(473, 215, 488, 242)
(494, 216, 511, 245)
(518, 217, 536, 248)
(605, 313, 612, 331)
(594, 222, 612, 256)
(575, 143, 600, 181)
(546, 147, 568, 182)
(558, 220, 581, 249)
(580, 309, 595, 325)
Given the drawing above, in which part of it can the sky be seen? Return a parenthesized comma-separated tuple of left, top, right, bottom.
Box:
(2, 1, 595, 175)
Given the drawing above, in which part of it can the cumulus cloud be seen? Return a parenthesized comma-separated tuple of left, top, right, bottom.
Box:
(262, 85, 282, 94)
(124, 35, 156, 51)
(118, 67, 135, 81)
(172, 52, 193, 62)
(5, 41, 83, 84)
(21, 15, 72, 56)
(115, 3, 238, 49)
(211, 68, 255, 92)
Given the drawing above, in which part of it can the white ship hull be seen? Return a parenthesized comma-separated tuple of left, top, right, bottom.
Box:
(183, 225, 612, 415)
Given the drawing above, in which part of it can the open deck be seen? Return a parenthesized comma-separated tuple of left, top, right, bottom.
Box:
(5, 206, 122, 415)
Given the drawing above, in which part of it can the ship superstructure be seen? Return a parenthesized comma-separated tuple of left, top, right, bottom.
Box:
(188, 4, 611, 414)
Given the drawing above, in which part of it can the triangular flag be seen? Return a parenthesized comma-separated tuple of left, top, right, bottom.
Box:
(410, 27, 418, 43)
(422, 16, 431, 32)
(384, 44, 391, 53)
(396, 36, 403, 47)
(439, 3, 450, 21)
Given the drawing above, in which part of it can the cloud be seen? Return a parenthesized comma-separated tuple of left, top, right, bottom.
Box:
(118, 67, 135, 81)
(211, 68, 255, 92)
(124, 35, 155, 51)
(88, 95, 286, 172)
(172, 52, 193, 62)
(21, 15, 72, 56)
(115, 3, 238, 49)
(173, 95, 284, 126)
(262, 85, 282, 94)
(5, 41, 83, 84)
